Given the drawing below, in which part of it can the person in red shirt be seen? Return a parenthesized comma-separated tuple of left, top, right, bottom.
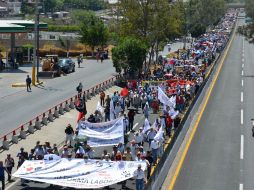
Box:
(166, 115, 173, 137)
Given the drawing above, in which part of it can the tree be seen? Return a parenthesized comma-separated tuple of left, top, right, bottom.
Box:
(186, 0, 225, 37)
(238, 0, 254, 42)
(118, 0, 184, 66)
(21, 2, 35, 14)
(64, 0, 107, 11)
(112, 37, 148, 76)
(79, 13, 109, 56)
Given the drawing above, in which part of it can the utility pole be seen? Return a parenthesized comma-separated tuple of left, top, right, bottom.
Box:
(32, 0, 39, 85)
(183, 7, 187, 50)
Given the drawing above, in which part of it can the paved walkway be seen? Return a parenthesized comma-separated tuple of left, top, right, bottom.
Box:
(0, 86, 121, 181)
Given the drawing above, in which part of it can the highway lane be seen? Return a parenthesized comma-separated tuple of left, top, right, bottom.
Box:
(0, 60, 116, 135)
(168, 19, 244, 190)
(241, 31, 254, 189)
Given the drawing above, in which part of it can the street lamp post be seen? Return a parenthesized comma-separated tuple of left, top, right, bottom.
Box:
(183, 7, 187, 50)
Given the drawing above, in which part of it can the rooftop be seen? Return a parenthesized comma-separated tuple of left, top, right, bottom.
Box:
(0, 20, 48, 33)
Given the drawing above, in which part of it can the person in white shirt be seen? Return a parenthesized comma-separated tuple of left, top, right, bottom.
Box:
(134, 132, 144, 146)
(134, 164, 146, 190)
(150, 139, 159, 165)
(114, 102, 122, 118)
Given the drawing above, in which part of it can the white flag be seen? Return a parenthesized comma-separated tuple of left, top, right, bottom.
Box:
(110, 99, 115, 121)
(168, 107, 179, 119)
(154, 126, 164, 141)
(158, 87, 174, 108)
(143, 118, 151, 133)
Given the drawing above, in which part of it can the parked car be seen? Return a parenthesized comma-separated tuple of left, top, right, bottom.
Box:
(57, 58, 75, 74)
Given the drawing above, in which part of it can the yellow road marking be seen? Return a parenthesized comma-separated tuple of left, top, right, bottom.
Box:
(167, 26, 237, 190)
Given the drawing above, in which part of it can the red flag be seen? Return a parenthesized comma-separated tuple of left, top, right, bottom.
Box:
(121, 87, 129, 97)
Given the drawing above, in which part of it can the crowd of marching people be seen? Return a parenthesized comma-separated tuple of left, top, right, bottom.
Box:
(0, 9, 237, 190)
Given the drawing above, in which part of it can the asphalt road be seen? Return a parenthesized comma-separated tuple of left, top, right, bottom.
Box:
(0, 59, 116, 135)
(167, 17, 250, 190)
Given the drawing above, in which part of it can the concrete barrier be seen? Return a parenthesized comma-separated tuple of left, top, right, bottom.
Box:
(59, 104, 64, 115)
(11, 131, 19, 144)
(48, 110, 54, 122)
(35, 117, 41, 130)
(95, 86, 99, 94)
(28, 121, 34, 134)
(102, 82, 106, 91)
(19, 126, 26, 139)
(70, 98, 75, 109)
(86, 90, 91, 100)
(54, 107, 59, 118)
(91, 88, 95, 96)
(41, 113, 48, 125)
(64, 101, 70, 112)
(2, 136, 9, 150)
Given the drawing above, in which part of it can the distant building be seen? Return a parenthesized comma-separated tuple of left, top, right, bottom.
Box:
(6, 0, 21, 15)
(52, 11, 70, 19)
(0, 6, 8, 17)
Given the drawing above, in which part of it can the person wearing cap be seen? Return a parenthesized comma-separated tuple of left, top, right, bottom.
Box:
(65, 124, 74, 147)
(133, 164, 146, 190)
(134, 131, 144, 146)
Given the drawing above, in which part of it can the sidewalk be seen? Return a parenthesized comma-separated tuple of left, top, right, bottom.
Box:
(0, 86, 122, 182)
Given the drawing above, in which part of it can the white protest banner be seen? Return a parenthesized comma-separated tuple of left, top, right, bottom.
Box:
(96, 101, 104, 113)
(158, 87, 174, 108)
(77, 117, 124, 147)
(13, 159, 146, 189)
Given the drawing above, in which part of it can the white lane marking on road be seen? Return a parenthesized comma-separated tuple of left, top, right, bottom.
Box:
(239, 183, 243, 190)
(241, 79, 244, 87)
(240, 135, 244, 160)
(242, 58, 244, 62)
(241, 109, 244, 125)
(242, 63, 244, 68)
(241, 92, 243, 103)
(133, 123, 139, 129)
(242, 70, 244, 76)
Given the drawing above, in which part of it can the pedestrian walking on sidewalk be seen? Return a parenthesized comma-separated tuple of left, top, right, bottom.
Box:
(76, 82, 83, 95)
(100, 91, 105, 107)
(26, 75, 32, 92)
(0, 161, 8, 190)
(65, 124, 74, 147)
(4, 154, 14, 182)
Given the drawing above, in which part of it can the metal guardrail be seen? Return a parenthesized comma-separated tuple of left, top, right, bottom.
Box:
(0, 74, 122, 151)
(144, 22, 236, 190)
